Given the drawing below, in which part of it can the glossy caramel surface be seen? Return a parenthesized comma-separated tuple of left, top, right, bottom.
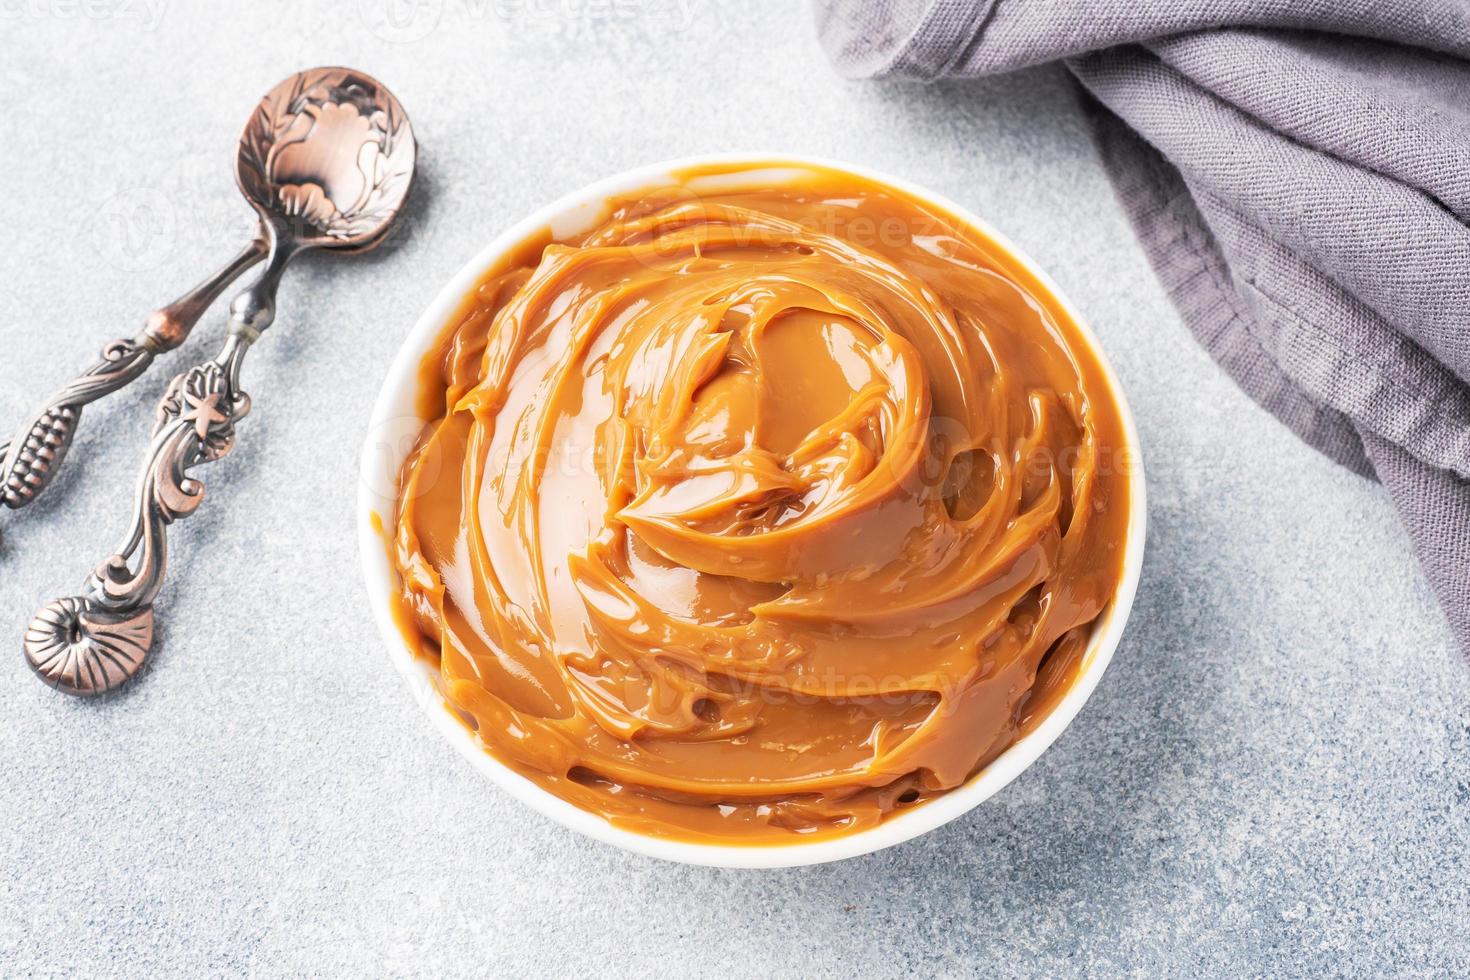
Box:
(391, 164, 1131, 844)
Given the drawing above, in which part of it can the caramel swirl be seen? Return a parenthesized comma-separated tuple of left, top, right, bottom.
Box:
(391, 164, 1131, 844)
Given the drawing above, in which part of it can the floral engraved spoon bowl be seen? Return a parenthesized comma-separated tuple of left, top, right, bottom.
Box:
(23, 67, 416, 696)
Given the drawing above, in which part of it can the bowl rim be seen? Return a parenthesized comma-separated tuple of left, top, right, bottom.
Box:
(356, 152, 1147, 869)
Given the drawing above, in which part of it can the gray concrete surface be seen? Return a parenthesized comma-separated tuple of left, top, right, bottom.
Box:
(1, 2, 1467, 976)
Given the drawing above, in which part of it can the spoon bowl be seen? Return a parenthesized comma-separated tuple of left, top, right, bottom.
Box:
(236, 67, 416, 253)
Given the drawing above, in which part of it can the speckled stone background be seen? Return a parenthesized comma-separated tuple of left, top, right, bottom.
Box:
(2, 2, 1467, 976)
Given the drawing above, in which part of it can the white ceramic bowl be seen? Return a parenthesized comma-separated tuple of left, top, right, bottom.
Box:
(358, 154, 1146, 868)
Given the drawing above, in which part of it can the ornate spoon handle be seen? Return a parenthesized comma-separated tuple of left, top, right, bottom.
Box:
(23, 235, 294, 696)
(0, 238, 265, 511)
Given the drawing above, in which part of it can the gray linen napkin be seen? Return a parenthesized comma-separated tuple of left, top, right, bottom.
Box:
(814, 0, 1470, 652)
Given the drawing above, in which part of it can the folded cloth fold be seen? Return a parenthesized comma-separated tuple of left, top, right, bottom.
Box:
(814, 0, 1470, 652)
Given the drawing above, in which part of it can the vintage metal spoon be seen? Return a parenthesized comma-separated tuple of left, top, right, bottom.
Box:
(22, 67, 416, 695)
(0, 240, 266, 514)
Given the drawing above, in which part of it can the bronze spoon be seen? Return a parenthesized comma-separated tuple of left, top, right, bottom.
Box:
(0, 69, 407, 517)
(22, 66, 416, 696)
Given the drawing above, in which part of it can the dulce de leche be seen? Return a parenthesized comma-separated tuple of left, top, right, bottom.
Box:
(390, 163, 1132, 845)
